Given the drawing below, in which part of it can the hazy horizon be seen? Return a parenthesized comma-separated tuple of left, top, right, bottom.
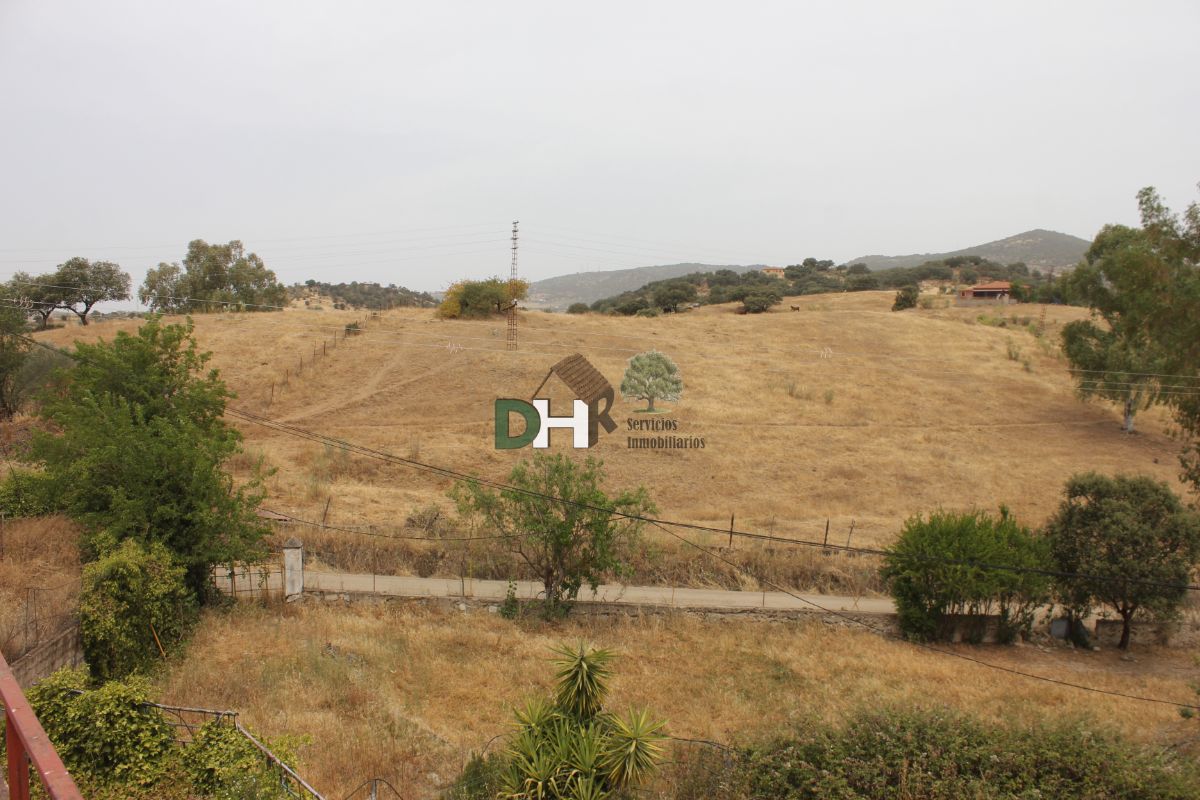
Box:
(2, 1, 1197, 299)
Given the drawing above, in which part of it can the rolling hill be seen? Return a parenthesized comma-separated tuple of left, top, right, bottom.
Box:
(526, 263, 759, 309)
(848, 229, 1089, 272)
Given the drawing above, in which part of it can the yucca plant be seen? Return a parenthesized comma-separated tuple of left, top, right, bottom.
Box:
(496, 642, 666, 800)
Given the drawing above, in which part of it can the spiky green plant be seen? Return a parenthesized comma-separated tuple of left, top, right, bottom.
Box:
(496, 643, 666, 800)
(551, 642, 614, 722)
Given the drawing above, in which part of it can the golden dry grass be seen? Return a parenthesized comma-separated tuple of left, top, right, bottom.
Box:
(35, 292, 1193, 558)
(157, 602, 1200, 798)
(0, 515, 81, 661)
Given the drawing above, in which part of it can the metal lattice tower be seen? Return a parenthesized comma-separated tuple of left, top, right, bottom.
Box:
(507, 220, 519, 350)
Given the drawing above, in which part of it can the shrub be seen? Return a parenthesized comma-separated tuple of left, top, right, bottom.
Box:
(742, 291, 781, 314)
(25, 668, 174, 787)
(745, 707, 1200, 799)
(79, 539, 197, 681)
(892, 285, 919, 310)
(881, 509, 1050, 642)
(635, 307, 660, 318)
(491, 643, 667, 799)
(0, 467, 61, 517)
(182, 720, 302, 799)
(438, 278, 528, 319)
(566, 303, 590, 315)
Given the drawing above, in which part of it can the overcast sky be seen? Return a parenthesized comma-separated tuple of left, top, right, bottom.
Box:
(2, 1, 1197, 295)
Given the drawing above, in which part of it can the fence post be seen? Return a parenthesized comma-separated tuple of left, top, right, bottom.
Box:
(283, 539, 304, 600)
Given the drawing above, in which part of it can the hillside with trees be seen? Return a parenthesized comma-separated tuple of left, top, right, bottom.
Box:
(589, 255, 1080, 314)
(290, 280, 437, 309)
(847, 229, 1090, 272)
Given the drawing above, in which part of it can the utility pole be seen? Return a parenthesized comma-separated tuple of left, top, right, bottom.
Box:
(507, 220, 519, 351)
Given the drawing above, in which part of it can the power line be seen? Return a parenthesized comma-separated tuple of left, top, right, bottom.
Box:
(225, 409, 1200, 593)
(643, 519, 1200, 712)
(227, 409, 1200, 710)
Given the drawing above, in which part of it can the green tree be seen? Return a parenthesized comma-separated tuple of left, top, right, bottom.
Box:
(139, 262, 186, 312)
(10, 271, 63, 329)
(30, 316, 268, 596)
(438, 277, 528, 319)
(53, 257, 131, 325)
(892, 285, 919, 311)
(741, 290, 782, 313)
(566, 302, 590, 315)
(452, 454, 654, 616)
(79, 539, 196, 681)
(494, 643, 666, 799)
(0, 296, 32, 419)
(139, 240, 286, 313)
(881, 509, 1050, 643)
(652, 281, 696, 312)
(620, 350, 683, 412)
(1044, 473, 1200, 650)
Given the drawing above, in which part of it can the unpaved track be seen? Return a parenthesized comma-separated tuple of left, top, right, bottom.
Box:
(298, 571, 895, 614)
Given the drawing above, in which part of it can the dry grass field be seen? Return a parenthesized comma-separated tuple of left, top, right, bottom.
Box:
(26, 296, 1200, 796)
(35, 290, 1191, 559)
(156, 601, 1200, 798)
(0, 516, 80, 662)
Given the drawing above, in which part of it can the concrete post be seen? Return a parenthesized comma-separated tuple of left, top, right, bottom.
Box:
(283, 538, 304, 600)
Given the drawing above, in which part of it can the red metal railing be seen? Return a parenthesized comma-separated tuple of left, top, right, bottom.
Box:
(0, 651, 83, 800)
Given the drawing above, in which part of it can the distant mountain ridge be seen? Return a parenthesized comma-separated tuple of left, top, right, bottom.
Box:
(848, 229, 1089, 273)
(526, 229, 1090, 309)
(527, 263, 760, 308)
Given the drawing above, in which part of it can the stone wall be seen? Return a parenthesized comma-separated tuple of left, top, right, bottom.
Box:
(10, 625, 83, 687)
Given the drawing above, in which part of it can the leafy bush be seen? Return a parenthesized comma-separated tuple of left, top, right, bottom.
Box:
(635, 307, 660, 318)
(80, 539, 197, 681)
(25, 668, 174, 787)
(881, 509, 1050, 642)
(746, 707, 1200, 799)
(742, 291, 781, 313)
(182, 720, 302, 799)
(566, 303, 590, 314)
(892, 285, 919, 311)
(0, 467, 61, 517)
(438, 277, 528, 319)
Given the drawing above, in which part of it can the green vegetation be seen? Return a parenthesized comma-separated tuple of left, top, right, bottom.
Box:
(447, 643, 666, 800)
(438, 277, 529, 319)
(891, 284, 919, 311)
(620, 350, 683, 412)
(1062, 186, 1200, 481)
(743, 707, 1200, 799)
(24, 316, 267, 647)
(566, 302, 590, 314)
(741, 289, 781, 313)
(290, 279, 436, 309)
(881, 509, 1049, 643)
(139, 239, 287, 313)
(1045, 473, 1200, 650)
(6, 667, 301, 799)
(8, 258, 131, 329)
(80, 540, 196, 681)
(590, 255, 1071, 314)
(452, 454, 654, 616)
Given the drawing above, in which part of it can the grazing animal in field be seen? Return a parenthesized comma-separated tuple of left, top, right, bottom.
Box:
(790, 305, 800, 312)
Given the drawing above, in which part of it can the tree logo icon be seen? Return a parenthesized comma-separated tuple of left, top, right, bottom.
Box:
(620, 350, 683, 412)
